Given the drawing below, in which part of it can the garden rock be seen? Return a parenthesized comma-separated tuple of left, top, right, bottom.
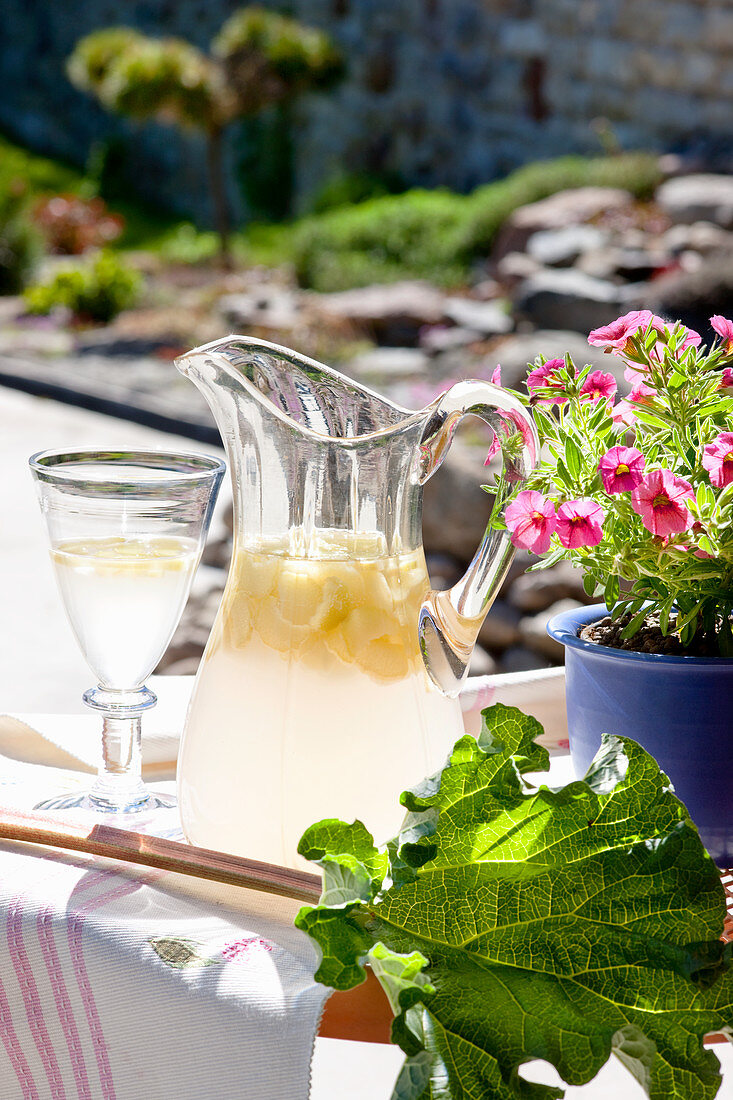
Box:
(218, 288, 301, 331)
(638, 255, 733, 334)
(425, 553, 463, 591)
(348, 346, 429, 380)
(661, 221, 733, 256)
(656, 174, 733, 229)
(494, 251, 543, 288)
(526, 225, 608, 267)
(508, 559, 589, 613)
(478, 599, 522, 652)
(493, 188, 633, 258)
(468, 645, 497, 677)
(312, 281, 446, 345)
(422, 441, 494, 562)
(514, 269, 643, 333)
(442, 297, 513, 336)
(498, 646, 551, 673)
(420, 325, 483, 354)
(577, 247, 670, 283)
(520, 598, 584, 661)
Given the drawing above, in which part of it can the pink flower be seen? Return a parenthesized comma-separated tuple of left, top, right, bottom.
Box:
(484, 433, 500, 465)
(631, 469, 694, 537)
(526, 358, 571, 404)
(702, 432, 733, 488)
(579, 370, 617, 402)
(597, 446, 645, 494)
(505, 490, 557, 553)
(629, 377, 657, 405)
(711, 315, 733, 353)
(719, 367, 733, 391)
(623, 363, 646, 383)
(611, 399, 637, 427)
(483, 366, 507, 466)
(556, 499, 605, 548)
(587, 310, 654, 354)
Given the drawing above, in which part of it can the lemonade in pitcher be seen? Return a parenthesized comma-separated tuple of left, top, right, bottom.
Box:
(178, 530, 463, 868)
(175, 337, 537, 870)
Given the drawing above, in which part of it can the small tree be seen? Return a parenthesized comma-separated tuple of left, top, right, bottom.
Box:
(68, 9, 343, 264)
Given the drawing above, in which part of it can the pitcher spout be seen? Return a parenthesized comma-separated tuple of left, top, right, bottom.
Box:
(175, 335, 419, 442)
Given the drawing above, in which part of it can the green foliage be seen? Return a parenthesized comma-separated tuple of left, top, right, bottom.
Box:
(32, 194, 124, 255)
(308, 170, 406, 216)
(297, 704, 733, 1100)
(0, 187, 41, 295)
(292, 153, 663, 291)
(293, 188, 469, 291)
(25, 250, 142, 322)
(68, 11, 345, 246)
(213, 6, 343, 114)
(158, 223, 219, 265)
(0, 134, 82, 199)
(0, 132, 182, 252)
(67, 28, 232, 131)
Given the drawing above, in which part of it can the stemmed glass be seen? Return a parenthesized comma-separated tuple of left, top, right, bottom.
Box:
(29, 448, 225, 816)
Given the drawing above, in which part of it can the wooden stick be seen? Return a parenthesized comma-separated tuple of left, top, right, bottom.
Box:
(0, 807, 322, 904)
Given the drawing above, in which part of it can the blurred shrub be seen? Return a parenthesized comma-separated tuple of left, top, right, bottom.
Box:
(0, 135, 81, 198)
(293, 189, 468, 291)
(33, 194, 124, 255)
(158, 223, 219, 264)
(293, 153, 663, 291)
(308, 170, 406, 215)
(0, 185, 40, 295)
(25, 251, 142, 322)
(213, 6, 343, 113)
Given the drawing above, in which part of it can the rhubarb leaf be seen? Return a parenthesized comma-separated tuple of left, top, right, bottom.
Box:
(296, 704, 733, 1099)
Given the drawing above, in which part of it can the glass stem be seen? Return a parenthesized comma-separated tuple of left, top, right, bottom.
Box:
(83, 685, 157, 813)
(89, 715, 147, 813)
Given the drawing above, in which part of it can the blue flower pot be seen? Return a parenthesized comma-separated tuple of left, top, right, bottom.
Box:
(547, 603, 733, 866)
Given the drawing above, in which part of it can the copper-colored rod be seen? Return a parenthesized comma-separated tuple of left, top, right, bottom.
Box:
(0, 807, 322, 904)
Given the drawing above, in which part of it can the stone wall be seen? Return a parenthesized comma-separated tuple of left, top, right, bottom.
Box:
(1, 0, 731, 224)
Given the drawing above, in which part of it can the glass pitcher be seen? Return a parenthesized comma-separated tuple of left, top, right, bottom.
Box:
(175, 336, 538, 869)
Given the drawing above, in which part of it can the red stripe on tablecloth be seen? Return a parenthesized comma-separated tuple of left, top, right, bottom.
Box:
(0, 968, 40, 1100)
(8, 892, 68, 1099)
(37, 907, 93, 1100)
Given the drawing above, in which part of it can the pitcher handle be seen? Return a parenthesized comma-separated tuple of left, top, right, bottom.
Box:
(417, 379, 539, 697)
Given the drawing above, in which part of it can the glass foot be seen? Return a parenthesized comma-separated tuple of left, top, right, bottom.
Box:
(35, 790, 176, 814)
